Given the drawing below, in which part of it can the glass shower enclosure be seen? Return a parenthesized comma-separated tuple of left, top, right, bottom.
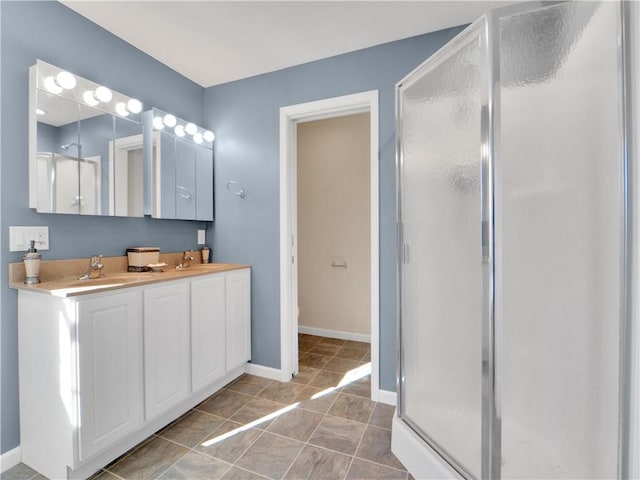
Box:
(396, 2, 632, 478)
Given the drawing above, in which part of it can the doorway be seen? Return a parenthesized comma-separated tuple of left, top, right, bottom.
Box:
(279, 91, 381, 401)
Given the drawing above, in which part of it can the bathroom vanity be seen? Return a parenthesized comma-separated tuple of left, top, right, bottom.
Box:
(11, 259, 250, 479)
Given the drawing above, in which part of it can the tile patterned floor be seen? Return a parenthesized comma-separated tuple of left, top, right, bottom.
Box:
(3, 334, 407, 480)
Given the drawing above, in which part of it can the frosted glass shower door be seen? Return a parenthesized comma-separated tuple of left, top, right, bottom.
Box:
(499, 2, 624, 478)
(398, 25, 483, 478)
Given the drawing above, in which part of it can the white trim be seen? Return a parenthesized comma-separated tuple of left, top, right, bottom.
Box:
(280, 90, 380, 401)
(377, 389, 397, 406)
(298, 326, 370, 344)
(391, 415, 462, 480)
(244, 363, 289, 382)
(0, 446, 22, 473)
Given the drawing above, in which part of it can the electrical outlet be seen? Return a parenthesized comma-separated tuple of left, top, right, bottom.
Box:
(197, 229, 206, 245)
(10, 226, 49, 251)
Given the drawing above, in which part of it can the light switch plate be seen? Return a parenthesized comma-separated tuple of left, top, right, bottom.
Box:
(197, 229, 206, 245)
(10, 226, 49, 252)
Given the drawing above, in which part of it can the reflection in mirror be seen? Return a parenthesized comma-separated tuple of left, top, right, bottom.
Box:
(145, 108, 214, 221)
(29, 60, 144, 216)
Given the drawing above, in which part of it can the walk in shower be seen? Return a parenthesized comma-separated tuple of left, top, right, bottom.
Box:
(394, 2, 633, 478)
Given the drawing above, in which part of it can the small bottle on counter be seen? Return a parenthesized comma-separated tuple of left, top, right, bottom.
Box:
(201, 246, 210, 264)
(23, 240, 42, 285)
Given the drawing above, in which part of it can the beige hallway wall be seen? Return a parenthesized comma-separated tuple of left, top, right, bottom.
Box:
(297, 112, 370, 336)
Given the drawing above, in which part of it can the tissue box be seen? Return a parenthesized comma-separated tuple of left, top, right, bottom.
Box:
(126, 247, 160, 272)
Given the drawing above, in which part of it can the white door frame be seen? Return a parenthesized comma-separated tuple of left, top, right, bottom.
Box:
(279, 90, 381, 400)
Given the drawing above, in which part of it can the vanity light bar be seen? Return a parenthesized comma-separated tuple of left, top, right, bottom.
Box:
(149, 108, 214, 147)
(33, 60, 143, 122)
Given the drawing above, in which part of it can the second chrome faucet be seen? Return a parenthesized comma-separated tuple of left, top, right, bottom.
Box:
(79, 255, 104, 280)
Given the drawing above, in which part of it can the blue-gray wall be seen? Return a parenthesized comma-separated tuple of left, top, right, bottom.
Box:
(1, 1, 206, 454)
(1, 0, 465, 456)
(203, 26, 464, 390)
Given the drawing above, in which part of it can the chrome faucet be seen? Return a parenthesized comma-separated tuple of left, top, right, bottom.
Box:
(176, 250, 194, 269)
(79, 255, 104, 280)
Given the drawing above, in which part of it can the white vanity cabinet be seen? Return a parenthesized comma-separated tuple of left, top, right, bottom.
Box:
(191, 274, 227, 392)
(77, 291, 144, 461)
(17, 267, 251, 480)
(143, 282, 190, 420)
(226, 268, 252, 371)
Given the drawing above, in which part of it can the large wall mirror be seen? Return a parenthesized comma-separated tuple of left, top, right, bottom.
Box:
(145, 108, 214, 221)
(29, 60, 144, 216)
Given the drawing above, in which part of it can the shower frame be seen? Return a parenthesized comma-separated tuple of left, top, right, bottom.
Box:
(395, 2, 635, 478)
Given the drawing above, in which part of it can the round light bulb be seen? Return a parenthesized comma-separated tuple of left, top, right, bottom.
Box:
(83, 91, 100, 107)
(94, 86, 112, 103)
(185, 123, 197, 135)
(193, 132, 203, 144)
(174, 125, 185, 137)
(203, 131, 215, 142)
(44, 76, 63, 94)
(115, 102, 129, 117)
(56, 71, 76, 90)
(36, 108, 46, 115)
(163, 114, 177, 128)
(127, 98, 142, 114)
(152, 116, 165, 130)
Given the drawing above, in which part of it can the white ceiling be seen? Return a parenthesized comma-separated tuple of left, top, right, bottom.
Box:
(61, 1, 517, 88)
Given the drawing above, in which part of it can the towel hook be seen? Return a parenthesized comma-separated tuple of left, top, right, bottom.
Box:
(226, 181, 246, 199)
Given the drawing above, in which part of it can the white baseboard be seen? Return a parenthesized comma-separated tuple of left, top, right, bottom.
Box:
(245, 362, 290, 382)
(298, 326, 370, 343)
(392, 415, 461, 479)
(1, 446, 22, 473)
(376, 389, 397, 406)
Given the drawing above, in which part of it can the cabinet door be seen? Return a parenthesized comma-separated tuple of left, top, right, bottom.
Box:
(225, 269, 251, 371)
(191, 275, 226, 391)
(144, 283, 190, 420)
(77, 291, 143, 461)
(195, 144, 214, 221)
(175, 139, 196, 220)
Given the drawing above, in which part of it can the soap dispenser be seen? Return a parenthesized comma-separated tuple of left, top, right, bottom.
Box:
(23, 240, 42, 284)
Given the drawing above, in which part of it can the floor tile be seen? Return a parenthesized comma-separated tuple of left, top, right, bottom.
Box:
(323, 357, 362, 374)
(346, 459, 407, 480)
(197, 390, 253, 418)
(294, 386, 340, 414)
(308, 416, 366, 455)
(229, 398, 284, 427)
(1, 464, 39, 480)
(158, 410, 225, 447)
(283, 445, 352, 480)
(298, 341, 316, 352)
(221, 467, 269, 480)
(308, 343, 340, 356)
(226, 375, 273, 396)
(356, 426, 405, 470)
(266, 407, 323, 442)
(369, 403, 395, 430)
(197, 421, 263, 464)
(298, 353, 331, 369)
(318, 337, 346, 346)
(307, 370, 345, 389)
(299, 334, 323, 344)
(257, 381, 305, 404)
(235, 432, 304, 479)
(108, 436, 189, 480)
(341, 375, 371, 398)
(158, 451, 231, 480)
(343, 340, 370, 350)
(88, 471, 120, 480)
(291, 365, 320, 385)
(335, 345, 369, 360)
(328, 393, 375, 424)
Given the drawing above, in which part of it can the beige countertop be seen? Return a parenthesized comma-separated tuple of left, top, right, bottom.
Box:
(9, 253, 249, 297)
